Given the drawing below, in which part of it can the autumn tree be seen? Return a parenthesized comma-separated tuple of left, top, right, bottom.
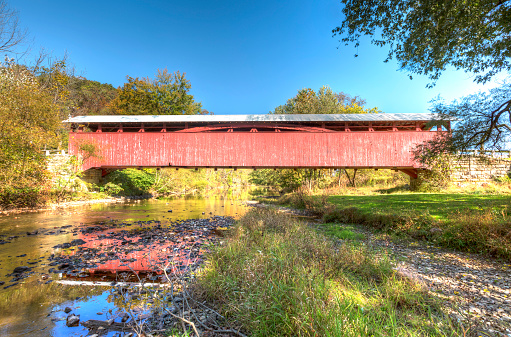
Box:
(272, 86, 380, 114)
(252, 87, 380, 191)
(0, 57, 61, 206)
(333, 0, 511, 152)
(109, 69, 202, 115)
(67, 77, 117, 116)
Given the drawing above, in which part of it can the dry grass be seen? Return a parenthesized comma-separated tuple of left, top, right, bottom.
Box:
(196, 208, 461, 336)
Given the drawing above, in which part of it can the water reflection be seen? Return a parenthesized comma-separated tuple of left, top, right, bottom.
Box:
(0, 196, 248, 337)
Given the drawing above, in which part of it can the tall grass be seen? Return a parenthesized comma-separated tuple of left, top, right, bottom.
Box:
(196, 208, 459, 336)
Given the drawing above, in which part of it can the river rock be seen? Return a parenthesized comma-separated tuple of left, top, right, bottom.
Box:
(12, 266, 31, 274)
(70, 239, 86, 246)
(66, 314, 80, 327)
(64, 307, 72, 314)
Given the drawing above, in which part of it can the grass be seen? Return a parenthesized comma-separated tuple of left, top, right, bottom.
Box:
(316, 223, 365, 241)
(328, 193, 511, 221)
(269, 190, 511, 260)
(195, 208, 462, 336)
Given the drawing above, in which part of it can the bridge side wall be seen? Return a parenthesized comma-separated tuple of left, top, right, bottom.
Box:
(69, 131, 441, 170)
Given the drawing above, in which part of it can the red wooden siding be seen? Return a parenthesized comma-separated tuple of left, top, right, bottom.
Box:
(69, 131, 440, 171)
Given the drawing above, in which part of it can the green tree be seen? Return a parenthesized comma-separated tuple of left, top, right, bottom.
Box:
(333, 0, 511, 152)
(417, 82, 511, 159)
(333, 0, 511, 85)
(272, 86, 380, 114)
(109, 68, 202, 115)
(255, 87, 380, 191)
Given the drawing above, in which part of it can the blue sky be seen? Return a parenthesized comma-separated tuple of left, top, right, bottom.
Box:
(13, 0, 504, 115)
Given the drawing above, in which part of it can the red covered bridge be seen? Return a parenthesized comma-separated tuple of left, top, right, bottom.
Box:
(65, 113, 447, 179)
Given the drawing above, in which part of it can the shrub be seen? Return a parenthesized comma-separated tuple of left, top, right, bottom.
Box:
(103, 182, 124, 196)
(103, 168, 155, 196)
(0, 187, 49, 209)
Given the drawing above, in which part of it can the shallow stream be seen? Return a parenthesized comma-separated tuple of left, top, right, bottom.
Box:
(0, 196, 249, 336)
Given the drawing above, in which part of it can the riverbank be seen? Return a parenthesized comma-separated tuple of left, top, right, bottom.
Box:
(250, 197, 511, 335)
(0, 194, 153, 216)
(194, 208, 462, 336)
(0, 197, 249, 336)
(263, 191, 511, 261)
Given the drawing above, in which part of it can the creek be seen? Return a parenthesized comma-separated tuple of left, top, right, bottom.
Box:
(0, 196, 249, 337)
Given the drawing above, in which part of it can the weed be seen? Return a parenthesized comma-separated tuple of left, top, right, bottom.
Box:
(196, 208, 460, 336)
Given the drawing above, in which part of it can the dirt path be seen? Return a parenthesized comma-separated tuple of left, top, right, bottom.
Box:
(345, 226, 511, 336)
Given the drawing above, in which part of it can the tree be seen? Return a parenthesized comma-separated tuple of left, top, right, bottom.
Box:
(253, 87, 380, 191)
(67, 77, 117, 116)
(0, 0, 26, 54)
(333, 0, 511, 85)
(272, 86, 380, 114)
(108, 69, 202, 115)
(419, 82, 511, 157)
(0, 57, 61, 205)
(334, 0, 511, 152)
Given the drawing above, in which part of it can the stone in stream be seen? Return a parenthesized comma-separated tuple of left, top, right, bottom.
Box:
(64, 307, 72, 314)
(11, 266, 31, 275)
(69, 239, 86, 246)
(66, 314, 80, 327)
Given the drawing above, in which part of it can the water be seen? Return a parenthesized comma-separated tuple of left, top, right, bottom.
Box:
(0, 196, 249, 336)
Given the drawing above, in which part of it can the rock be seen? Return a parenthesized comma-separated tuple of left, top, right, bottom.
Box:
(64, 307, 72, 314)
(70, 239, 86, 246)
(96, 312, 103, 315)
(12, 266, 30, 274)
(58, 263, 71, 270)
(66, 314, 80, 327)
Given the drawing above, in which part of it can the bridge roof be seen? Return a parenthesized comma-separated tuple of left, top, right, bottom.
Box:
(65, 113, 440, 124)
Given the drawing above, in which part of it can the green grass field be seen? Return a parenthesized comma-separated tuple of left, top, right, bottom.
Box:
(328, 193, 511, 220)
(269, 191, 511, 259)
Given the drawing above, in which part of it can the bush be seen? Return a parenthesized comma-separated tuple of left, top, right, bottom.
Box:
(103, 168, 155, 196)
(0, 187, 49, 209)
(102, 182, 124, 196)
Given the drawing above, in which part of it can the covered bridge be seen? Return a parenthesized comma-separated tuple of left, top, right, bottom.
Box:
(65, 113, 447, 179)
